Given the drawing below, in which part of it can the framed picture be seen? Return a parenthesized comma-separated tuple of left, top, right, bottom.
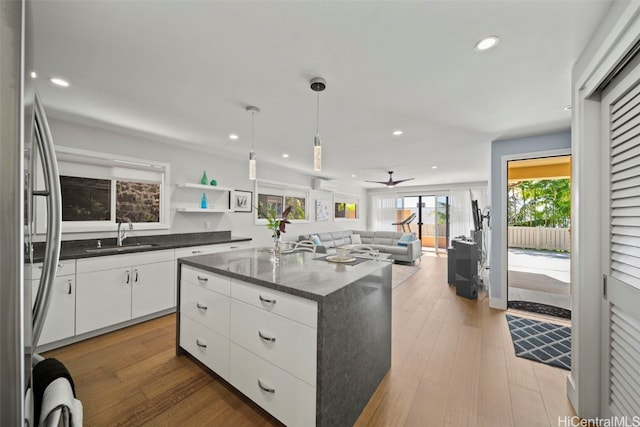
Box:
(316, 199, 330, 221)
(233, 190, 252, 212)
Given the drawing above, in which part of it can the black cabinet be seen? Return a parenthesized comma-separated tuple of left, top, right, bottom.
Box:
(449, 239, 478, 299)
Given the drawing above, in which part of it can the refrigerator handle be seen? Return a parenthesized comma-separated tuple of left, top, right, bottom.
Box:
(31, 93, 62, 348)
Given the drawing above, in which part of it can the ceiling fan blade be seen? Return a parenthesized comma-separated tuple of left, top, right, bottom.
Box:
(365, 180, 391, 185)
(392, 178, 415, 185)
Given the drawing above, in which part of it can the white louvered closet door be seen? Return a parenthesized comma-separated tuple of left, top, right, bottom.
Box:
(601, 53, 640, 420)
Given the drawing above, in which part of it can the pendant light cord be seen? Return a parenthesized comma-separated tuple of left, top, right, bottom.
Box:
(316, 91, 320, 136)
(251, 111, 255, 151)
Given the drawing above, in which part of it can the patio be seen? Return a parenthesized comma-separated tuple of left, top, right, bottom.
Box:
(507, 248, 571, 311)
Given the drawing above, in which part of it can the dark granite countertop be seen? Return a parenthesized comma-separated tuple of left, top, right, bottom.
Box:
(31, 231, 251, 262)
(178, 247, 392, 302)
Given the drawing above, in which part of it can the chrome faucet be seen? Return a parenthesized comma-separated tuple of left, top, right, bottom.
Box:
(117, 218, 133, 246)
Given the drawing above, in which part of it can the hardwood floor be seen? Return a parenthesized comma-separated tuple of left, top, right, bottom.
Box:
(45, 253, 575, 426)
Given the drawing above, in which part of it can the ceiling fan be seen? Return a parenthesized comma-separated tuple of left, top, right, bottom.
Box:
(366, 171, 414, 188)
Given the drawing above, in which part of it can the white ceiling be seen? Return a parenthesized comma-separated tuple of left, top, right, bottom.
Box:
(30, 0, 613, 188)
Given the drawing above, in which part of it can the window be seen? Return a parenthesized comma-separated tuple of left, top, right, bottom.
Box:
(256, 180, 309, 223)
(334, 193, 359, 221)
(35, 146, 170, 233)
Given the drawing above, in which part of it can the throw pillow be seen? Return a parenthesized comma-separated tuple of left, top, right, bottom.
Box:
(310, 234, 322, 246)
(351, 234, 362, 244)
(397, 233, 415, 247)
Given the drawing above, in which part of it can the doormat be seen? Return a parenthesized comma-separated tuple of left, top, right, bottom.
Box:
(506, 314, 571, 371)
(508, 300, 571, 320)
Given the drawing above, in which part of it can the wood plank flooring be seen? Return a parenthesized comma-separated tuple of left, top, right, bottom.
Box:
(45, 253, 576, 426)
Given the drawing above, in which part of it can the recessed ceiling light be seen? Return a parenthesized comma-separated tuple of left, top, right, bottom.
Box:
(393, 130, 403, 136)
(229, 133, 238, 140)
(351, 174, 357, 178)
(30, 71, 37, 79)
(475, 35, 499, 51)
(50, 77, 69, 87)
(431, 166, 438, 169)
(282, 153, 289, 158)
(564, 105, 572, 111)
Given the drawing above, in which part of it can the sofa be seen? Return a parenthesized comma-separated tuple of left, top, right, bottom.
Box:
(298, 230, 421, 264)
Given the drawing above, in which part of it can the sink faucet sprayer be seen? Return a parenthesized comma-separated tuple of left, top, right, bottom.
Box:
(117, 218, 133, 246)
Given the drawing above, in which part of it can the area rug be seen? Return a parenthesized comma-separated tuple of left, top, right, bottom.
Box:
(392, 264, 420, 289)
(506, 314, 571, 370)
(508, 300, 571, 320)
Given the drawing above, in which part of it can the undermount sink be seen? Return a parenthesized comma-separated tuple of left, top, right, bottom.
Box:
(85, 244, 157, 254)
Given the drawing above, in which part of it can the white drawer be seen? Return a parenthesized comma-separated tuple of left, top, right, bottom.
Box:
(230, 343, 315, 427)
(181, 266, 230, 296)
(175, 245, 219, 259)
(180, 314, 229, 381)
(76, 249, 174, 273)
(230, 300, 316, 387)
(26, 259, 76, 280)
(231, 280, 317, 329)
(181, 282, 230, 337)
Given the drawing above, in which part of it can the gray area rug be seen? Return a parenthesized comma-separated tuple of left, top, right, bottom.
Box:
(506, 314, 571, 371)
(392, 264, 420, 289)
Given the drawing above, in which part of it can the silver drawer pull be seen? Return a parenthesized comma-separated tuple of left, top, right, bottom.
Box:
(259, 295, 276, 305)
(196, 339, 207, 348)
(257, 379, 275, 394)
(196, 275, 208, 282)
(196, 302, 208, 310)
(258, 330, 276, 343)
(230, 246, 238, 249)
(192, 250, 204, 254)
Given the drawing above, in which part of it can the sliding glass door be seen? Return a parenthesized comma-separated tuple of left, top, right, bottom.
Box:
(401, 195, 449, 252)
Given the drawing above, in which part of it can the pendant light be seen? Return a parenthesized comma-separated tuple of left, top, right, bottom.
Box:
(246, 106, 260, 180)
(310, 77, 326, 172)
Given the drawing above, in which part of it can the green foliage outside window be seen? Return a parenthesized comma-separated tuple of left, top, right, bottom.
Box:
(508, 179, 570, 227)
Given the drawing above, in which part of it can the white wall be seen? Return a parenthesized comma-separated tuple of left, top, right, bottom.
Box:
(489, 131, 571, 307)
(46, 117, 367, 245)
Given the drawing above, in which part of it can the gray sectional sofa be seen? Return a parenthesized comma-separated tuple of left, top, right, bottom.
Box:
(298, 230, 421, 264)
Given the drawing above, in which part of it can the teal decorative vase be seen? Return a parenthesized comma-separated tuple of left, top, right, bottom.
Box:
(200, 171, 208, 185)
(201, 193, 208, 209)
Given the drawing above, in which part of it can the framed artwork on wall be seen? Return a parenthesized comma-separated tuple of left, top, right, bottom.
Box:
(233, 190, 252, 212)
(316, 199, 330, 221)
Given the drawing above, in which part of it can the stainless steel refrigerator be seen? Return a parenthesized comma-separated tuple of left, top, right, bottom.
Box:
(1, 0, 62, 424)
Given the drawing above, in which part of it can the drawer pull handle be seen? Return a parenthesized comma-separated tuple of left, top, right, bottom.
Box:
(258, 330, 276, 343)
(258, 379, 275, 394)
(196, 275, 208, 282)
(196, 302, 208, 310)
(134, 269, 139, 283)
(230, 246, 238, 249)
(196, 339, 207, 348)
(192, 250, 204, 254)
(67, 279, 72, 295)
(125, 271, 130, 284)
(259, 295, 276, 305)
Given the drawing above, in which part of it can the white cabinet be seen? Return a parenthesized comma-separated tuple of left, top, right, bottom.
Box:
(27, 259, 76, 347)
(174, 183, 233, 213)
(179, 266, 318, 426)
(132, 260, 175, 318)
(76, 250, 174, 335)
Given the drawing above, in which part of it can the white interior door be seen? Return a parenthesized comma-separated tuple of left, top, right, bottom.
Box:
(600, 52, 640, 419)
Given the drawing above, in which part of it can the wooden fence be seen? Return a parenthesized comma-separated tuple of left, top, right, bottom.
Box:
(508, 226, 570, 251)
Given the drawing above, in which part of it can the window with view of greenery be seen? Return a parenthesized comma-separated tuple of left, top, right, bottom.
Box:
(61, 176, 111, 221)
(335, 202, 357, 219)
(508, 179, 570, 227)
(256, 180, 308, 222)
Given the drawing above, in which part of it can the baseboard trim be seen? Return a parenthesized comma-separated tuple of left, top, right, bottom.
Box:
(489, 297, 507, 310)
(567, 373, 578, 415)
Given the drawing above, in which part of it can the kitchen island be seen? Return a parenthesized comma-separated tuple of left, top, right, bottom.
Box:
(176, 248, 392, 427)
